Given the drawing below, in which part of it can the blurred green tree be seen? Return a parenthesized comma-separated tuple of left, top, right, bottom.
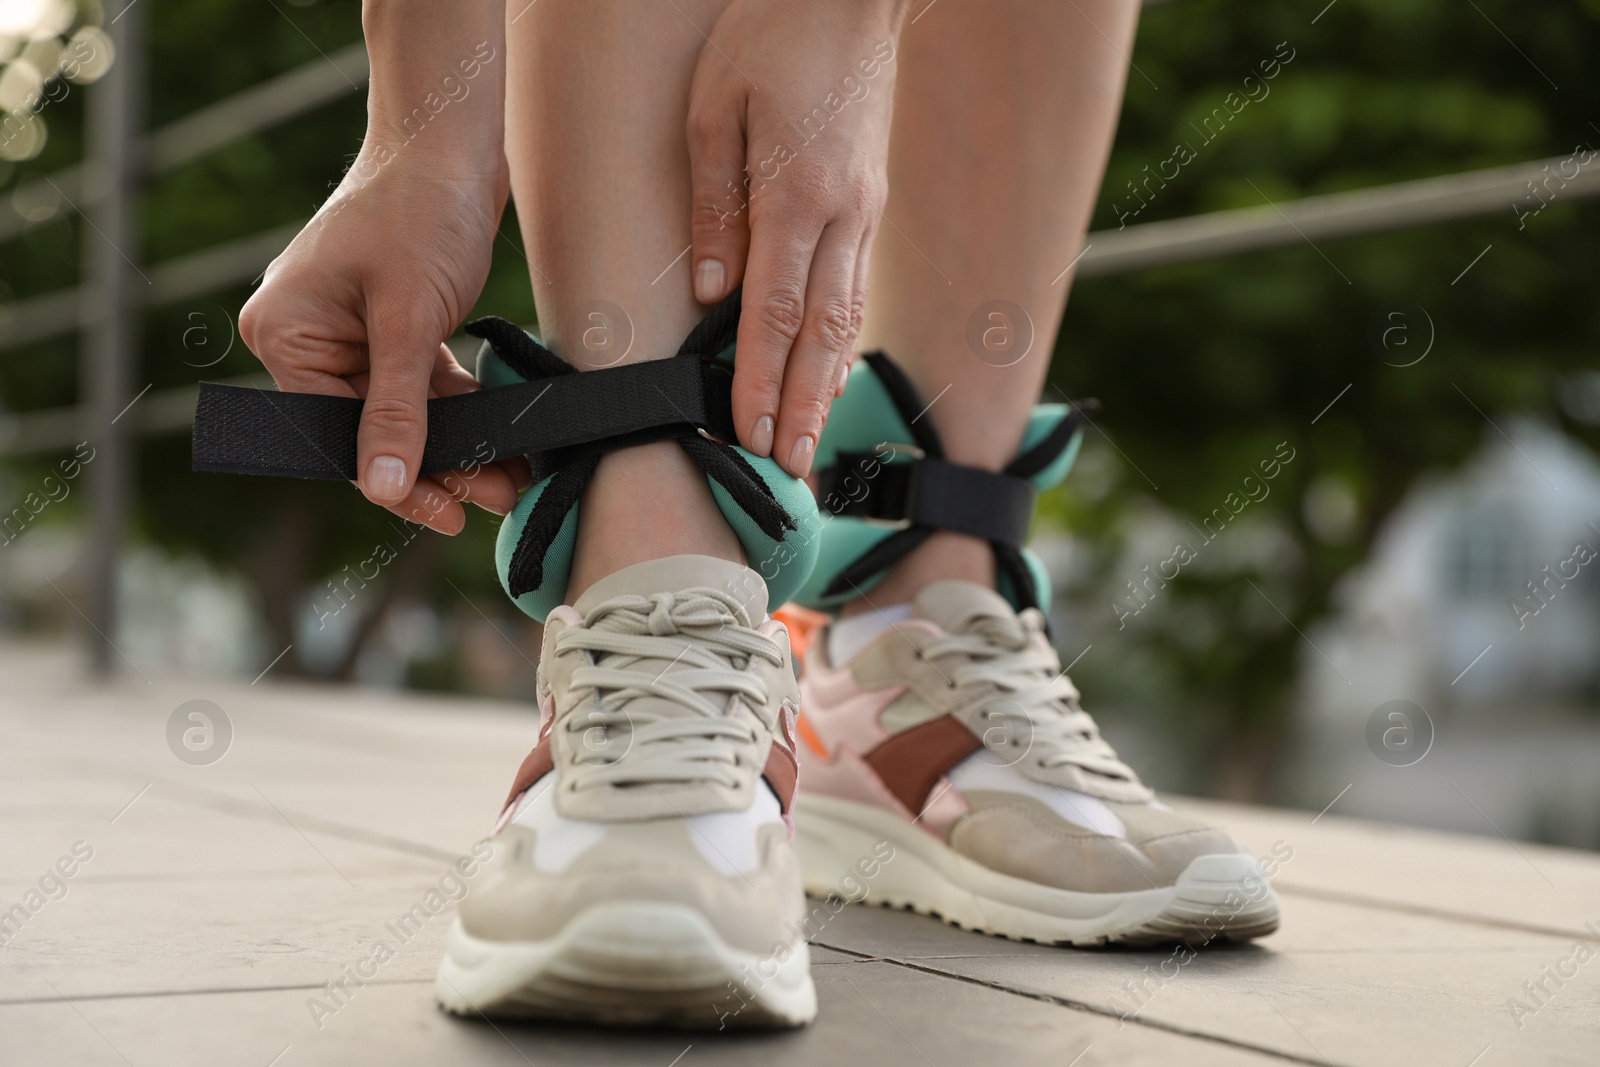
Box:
(1047, 0, 1600, 796)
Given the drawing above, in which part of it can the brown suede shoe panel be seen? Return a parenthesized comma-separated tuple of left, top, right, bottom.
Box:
(863, 714, 982, 816)
(501, 737, 553, 814)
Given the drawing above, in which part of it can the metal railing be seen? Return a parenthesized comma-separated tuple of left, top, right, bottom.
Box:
(2, 13, 1595, 673)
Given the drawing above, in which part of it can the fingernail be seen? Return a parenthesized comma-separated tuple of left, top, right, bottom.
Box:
(836, 361, 850, 396)
(477, 498, 511, 517)
(364, 455, 408, 503)
(750, 415, 775, 456)
(694, 258, 726, 303)
(789, 434, 815, 478)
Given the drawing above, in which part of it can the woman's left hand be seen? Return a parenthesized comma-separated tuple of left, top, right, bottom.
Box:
(686, 0, 910, 478)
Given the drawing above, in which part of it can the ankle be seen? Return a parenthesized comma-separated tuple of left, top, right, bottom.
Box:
(566, 440, 743, 602)
(839, 531, 993, 618)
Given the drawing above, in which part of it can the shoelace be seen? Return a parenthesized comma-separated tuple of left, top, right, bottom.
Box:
(554, 589, 783, 792)
(922, 609, 1142, 785)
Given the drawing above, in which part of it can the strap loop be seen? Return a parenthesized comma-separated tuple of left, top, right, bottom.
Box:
(806, 350, 1089, 612)
(817, 454, 1039, 547)
(191, 352, 736, 480)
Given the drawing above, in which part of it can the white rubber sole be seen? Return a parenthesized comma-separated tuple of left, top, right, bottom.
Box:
(795, 793, 1280, 947)
(435, 901, 816, 1029)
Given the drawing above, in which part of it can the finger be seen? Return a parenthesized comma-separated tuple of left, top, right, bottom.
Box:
(503, 456, 534, 492)
(837, 224, 876, 398)
(428, 341, 482, 398)
(686, 79, 751, 304)
(773, 220, 860, 478)
(434, 461, 521, 517)
(356, 303, 439, 507)
(392, 478, 466, 536)
(424, 342, 527, 514)
(735, 194, 824, 460)
(240, 296, 365, 396)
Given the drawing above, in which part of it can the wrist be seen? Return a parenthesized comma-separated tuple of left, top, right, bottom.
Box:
(360, 1, 505, 170)
(337, 143, 508, 214)
(856, 0, 915, 35)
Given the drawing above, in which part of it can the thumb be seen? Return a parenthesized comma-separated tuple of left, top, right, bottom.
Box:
(686, 96, 752, 304)
(356, 302, 438, 506)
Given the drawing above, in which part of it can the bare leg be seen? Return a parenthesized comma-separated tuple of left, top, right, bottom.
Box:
(845, 0, 1139, 610)
(506, 0, 738, 600)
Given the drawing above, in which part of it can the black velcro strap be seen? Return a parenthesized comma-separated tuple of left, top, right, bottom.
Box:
(908, 459, 1036, 545)
(191, 355, 735, 480)
(819, 454, 1036, 547)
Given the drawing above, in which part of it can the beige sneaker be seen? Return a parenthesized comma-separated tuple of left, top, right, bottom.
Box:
(793, 580, 1280, 947)
(436, 555, 816, 1027)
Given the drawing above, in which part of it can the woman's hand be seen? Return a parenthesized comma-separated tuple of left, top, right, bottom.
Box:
(242, 158, 523, 534)
(241, 4, 520, 535)
(687, 0, 909, 477)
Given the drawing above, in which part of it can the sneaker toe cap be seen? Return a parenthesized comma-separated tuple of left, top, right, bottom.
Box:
(949, 796, 1242, 892)
(459, 822, 805, 955)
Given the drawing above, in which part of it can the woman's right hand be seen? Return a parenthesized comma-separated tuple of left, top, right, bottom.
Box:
(240, 151, 525, 535)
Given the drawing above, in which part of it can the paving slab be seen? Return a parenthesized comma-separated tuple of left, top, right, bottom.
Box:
(1183, 797, 1600, 938)
(4, 641, 1600, 1066)
(0, 962, 1295, 1067)
(811, 892, 1598, 1067)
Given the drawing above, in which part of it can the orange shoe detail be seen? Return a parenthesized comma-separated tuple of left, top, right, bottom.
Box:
(773, 603, 828, 663)
(795, 711, 831, 759)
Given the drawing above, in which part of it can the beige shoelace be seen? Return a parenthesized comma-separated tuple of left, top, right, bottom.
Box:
(922, 608, 1142, 785)
(554, 589, 782, 792)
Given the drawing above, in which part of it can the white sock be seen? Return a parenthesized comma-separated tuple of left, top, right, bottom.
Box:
(828, 602, 913, 665)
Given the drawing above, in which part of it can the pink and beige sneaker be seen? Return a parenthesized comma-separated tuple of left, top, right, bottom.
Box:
(792, 580, 1280, 947)
(436, 556, 816, 1027)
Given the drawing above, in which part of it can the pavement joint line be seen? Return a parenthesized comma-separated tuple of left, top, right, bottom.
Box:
(39, 977, 139, 1067)
(810, 941, 1354, 1067)
(1270, 882, 1592, 941)
(0, 977, 434, 1010)
(0, 868, 440, 887)
(51, 753, 464, 866)
(1242, 976, 1335, 1065)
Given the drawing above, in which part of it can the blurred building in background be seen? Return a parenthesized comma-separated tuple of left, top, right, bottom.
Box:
(1295, 417, 1600, 849)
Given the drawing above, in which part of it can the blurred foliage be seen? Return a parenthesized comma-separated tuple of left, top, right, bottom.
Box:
(0, 0, 1596, 793)
(1044, 0, 1600, 795)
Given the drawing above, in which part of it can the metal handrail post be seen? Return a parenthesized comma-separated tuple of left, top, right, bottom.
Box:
(81, 3, 146, 678)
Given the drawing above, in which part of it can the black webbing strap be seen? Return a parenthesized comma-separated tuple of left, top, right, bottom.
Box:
(818, 456, 1037, 547)
(815, 349, 1092, 611)
(190, 290, 779, 603)
(191, 354, 735, 480)
(191, 289, 789, 606)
